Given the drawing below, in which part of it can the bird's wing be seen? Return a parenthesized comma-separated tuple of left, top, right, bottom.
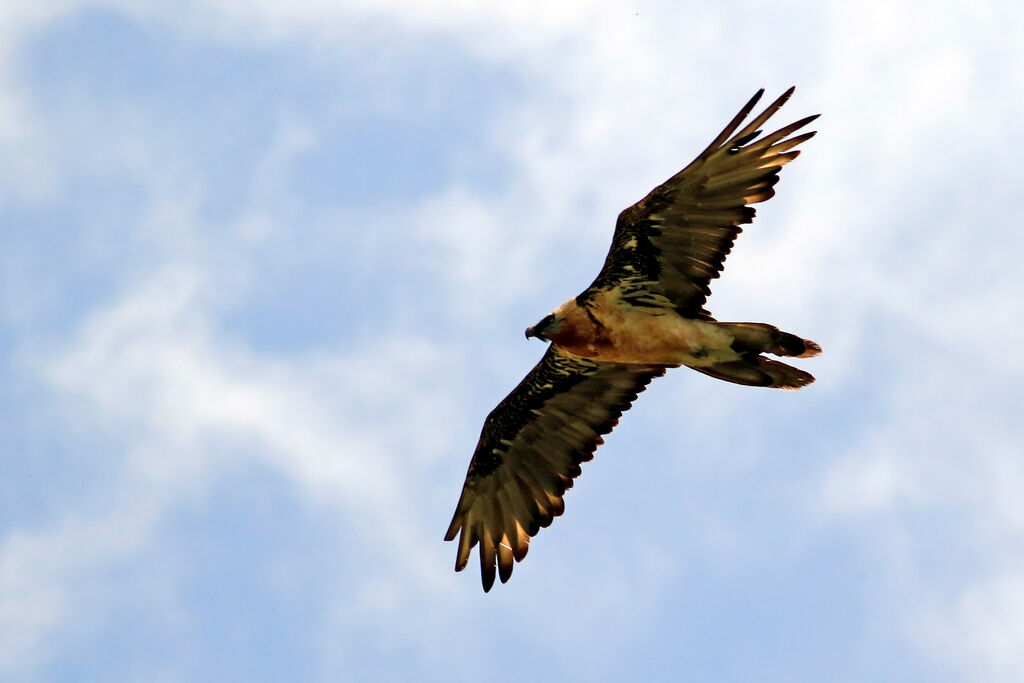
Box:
(445, 345, 667, 591)
(582, 87, 818, 318)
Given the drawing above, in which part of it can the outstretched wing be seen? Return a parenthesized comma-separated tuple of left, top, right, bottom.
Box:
(445, 345, 668, 591)
(582, 87, 818, 318)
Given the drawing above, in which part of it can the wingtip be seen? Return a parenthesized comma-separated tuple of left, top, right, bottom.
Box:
(772, 86, 796, 108)
(498, 556, 514, 584)
(513, 540, 530, 562)
(481, 562, 496, 593)
(480, 535, 497, 591)
(453, 525, 473, 571)
(792, 114, 821, 133)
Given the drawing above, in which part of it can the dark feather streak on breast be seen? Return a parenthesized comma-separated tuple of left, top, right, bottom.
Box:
(583, 305, 604, 329)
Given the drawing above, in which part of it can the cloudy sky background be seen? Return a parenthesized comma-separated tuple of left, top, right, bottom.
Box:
(2, 1, 1022, 680)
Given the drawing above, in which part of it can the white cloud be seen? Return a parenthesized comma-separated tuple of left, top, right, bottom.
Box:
(926, 574, 1024, 683)
(43, 260, 462, 535)
(0, 261, 467, 672)
(818, 332, 1024, 678)
(0, 496, 160, 674)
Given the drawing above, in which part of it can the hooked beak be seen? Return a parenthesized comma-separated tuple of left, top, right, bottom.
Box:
(526, 313, 556, 341)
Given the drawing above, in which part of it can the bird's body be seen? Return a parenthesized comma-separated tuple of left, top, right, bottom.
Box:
(544, 291, 818, 373)
(446, 87, 822, 591)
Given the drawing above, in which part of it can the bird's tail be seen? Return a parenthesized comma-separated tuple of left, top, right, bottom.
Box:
(691, 357, 815, 390)
(692, 322, 820, 390)
(718, 322, 821, 359)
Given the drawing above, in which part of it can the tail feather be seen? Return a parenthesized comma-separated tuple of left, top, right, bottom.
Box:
(718, 322, 821, 358)
(692, 357, 815, 390)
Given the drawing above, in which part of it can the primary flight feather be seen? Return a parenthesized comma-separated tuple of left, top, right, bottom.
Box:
(446, 87, 821, 592)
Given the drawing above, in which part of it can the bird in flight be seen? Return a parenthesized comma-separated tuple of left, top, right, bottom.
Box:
(445, 87, 821, 592)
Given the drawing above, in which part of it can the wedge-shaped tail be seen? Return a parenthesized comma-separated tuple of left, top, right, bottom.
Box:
(694, 322, 821, 389)
(719, 322, 821, 359)
(691, 356, 815, 389)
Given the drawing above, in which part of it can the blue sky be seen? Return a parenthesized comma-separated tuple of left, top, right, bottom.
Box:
(2, 1, 1022, 681)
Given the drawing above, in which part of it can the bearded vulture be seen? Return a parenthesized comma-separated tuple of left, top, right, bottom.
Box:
(446, 87, 821, 591)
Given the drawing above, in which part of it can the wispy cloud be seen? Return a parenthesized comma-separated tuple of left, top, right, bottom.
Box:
(3, 260, 465, 671)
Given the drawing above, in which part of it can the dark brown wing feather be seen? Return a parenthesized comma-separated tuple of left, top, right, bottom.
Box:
(445, 345, 667, 591)
(582, 87, 819, 318)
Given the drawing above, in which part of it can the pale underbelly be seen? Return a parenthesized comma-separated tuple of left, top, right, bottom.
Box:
(561, 313, 743, 367)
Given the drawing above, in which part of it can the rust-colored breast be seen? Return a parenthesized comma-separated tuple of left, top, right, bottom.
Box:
(546, 300, 609, 359)
(545, 292, 713, 365)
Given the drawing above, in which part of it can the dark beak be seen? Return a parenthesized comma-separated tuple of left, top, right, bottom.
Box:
(526, 313, 554, 341)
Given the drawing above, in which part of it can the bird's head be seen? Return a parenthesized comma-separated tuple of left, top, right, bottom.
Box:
(525, 313, 563, 341)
